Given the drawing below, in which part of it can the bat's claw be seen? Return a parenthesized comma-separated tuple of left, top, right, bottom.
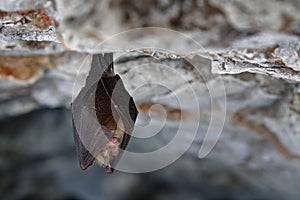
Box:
(105, 165, 114, 174)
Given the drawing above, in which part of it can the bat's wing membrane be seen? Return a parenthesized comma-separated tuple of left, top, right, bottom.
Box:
(71, 55, 116, 169)
(72, 54, 138, 172)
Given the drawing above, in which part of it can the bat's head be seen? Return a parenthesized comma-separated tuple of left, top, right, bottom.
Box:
(94, 121, 125, 173)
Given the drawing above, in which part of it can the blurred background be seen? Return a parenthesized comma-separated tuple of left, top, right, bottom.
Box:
(1, 0, 300, 200)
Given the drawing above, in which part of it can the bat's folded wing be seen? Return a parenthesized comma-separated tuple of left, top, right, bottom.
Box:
(71, 81, 114, 170)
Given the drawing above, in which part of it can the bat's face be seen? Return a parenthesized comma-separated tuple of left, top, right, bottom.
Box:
(71, 54, 138, 173)
(95, 120, 125, 173)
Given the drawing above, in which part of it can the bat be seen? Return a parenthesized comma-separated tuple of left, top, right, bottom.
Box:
(71, 53, 138, 173)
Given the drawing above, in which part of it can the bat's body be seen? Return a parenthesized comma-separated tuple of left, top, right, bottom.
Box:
(71, 53, 138, 173)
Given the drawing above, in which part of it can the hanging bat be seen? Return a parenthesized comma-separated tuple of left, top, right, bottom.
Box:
(71, 53, 138, 173)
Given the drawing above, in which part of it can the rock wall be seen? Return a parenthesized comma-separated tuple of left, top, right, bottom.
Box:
(0, 1, 300, 200)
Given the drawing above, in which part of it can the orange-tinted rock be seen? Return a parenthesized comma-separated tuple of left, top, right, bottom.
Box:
(0, 8, 57, 42)
(0, 9, 54, 29)
(0, 52, 84, 80)
(0, 56, 42, 80)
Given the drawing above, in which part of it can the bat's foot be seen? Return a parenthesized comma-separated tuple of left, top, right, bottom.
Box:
(105, 164, 114, 173)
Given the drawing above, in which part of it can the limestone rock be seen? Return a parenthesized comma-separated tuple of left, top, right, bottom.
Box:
(0, 1, 300, 200)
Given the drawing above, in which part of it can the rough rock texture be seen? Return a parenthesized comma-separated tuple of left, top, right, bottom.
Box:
(0, 0, 300, 200)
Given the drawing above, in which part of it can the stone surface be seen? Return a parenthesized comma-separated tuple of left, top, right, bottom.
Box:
(0, 108, 296, 200)
(0, 0, 300, 200)
(209, 33, 300, 81)
(0, 9, 57, 41)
